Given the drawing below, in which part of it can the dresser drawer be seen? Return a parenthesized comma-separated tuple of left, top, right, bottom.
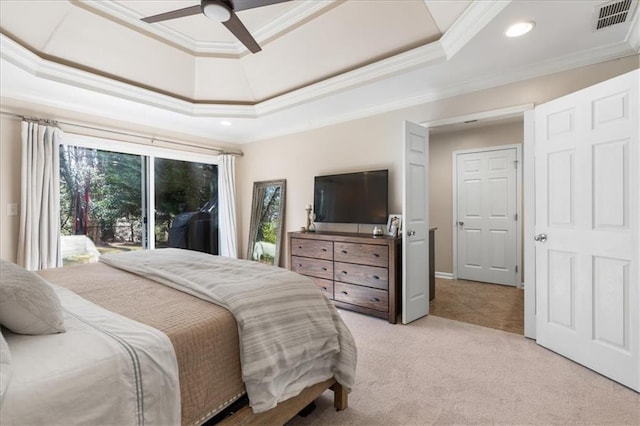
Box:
(334, 242, 388, 267)
(291, 256, 333, 280)
(334, 282, 388, 312)
(311, 278, 334, 299)
(291, 238, 333, 260)
(334, 261, 388, 290)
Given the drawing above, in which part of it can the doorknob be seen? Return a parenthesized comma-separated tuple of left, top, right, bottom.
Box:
(407, 230, 416, 237)
(458, 221, 464, 226)
(533, 233, 547, 242)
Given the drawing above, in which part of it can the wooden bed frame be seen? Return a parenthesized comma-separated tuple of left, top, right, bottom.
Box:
(218, 379, 347, 425)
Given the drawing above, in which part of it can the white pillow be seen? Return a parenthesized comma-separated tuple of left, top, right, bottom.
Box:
(0, 329, 10, 401)
(0, 259, 65, 335)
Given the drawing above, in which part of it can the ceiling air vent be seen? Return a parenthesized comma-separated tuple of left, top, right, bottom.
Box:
(594, 0, 635, 30)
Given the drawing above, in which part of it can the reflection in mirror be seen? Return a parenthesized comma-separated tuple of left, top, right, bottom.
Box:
(247, 180, 286, 266)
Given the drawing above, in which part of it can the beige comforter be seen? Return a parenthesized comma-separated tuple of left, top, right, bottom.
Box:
(100, 248, 357, 413)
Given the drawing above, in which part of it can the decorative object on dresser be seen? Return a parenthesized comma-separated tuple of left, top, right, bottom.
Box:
(247, 180, 285, 266)
(386, 214, 402, 237)
(288, 231, 401, 323)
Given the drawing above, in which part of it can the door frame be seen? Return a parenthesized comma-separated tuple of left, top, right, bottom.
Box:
(451, 143, 522, 287)
(422, 103, 536, 339)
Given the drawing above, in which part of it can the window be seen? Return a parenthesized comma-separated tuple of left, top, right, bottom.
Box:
(59, 135, 219, 265)
(154, 158, 218, 254)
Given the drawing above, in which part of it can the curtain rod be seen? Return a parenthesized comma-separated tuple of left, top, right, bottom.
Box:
(0, 111, 244, 157)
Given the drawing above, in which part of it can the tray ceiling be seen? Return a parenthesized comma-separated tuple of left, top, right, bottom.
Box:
(0, 0, 455, 103)
(0, 0, 638, 144)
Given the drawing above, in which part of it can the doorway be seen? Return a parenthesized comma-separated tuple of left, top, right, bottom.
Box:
(426, 115, 525, 334)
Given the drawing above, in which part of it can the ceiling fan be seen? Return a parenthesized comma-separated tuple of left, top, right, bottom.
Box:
(141, 0, 292, 54)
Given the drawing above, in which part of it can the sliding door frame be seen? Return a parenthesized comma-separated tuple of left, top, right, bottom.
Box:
(61, 133, 221, 251)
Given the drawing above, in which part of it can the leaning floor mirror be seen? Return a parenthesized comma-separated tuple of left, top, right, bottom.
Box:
(247, 179, 286, 266)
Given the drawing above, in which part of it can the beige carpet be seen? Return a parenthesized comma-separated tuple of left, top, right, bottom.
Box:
(288, 310, 640, 426)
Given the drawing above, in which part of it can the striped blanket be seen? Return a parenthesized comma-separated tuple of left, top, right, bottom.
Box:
(100, 248, 357, 413)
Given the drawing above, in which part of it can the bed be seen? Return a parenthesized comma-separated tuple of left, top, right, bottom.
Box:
(0, 249, 357, 425)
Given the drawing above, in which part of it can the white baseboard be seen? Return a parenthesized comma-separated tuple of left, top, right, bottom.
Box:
(435, 271, 453, 280)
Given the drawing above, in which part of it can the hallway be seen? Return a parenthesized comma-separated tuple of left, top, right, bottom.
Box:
(429, 278, 524, 334)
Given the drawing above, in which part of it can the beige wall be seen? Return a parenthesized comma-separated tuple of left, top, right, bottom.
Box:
(237, 55, 639, 265)
(429, 121, 524, 274)
(1, 54, 638, 265)
(0, 115, 22, 262)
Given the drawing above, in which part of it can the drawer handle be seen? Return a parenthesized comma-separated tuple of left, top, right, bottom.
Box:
(341, 271, 348, 275)
(322, 267, 327, 271)
(298, 246, 302, 249)
(373, 253, 380, 257)
(371, 297, 380, 302)
(372, 275, 380, 280)
(322, 248, 327, 252)
(341, 250, 348, 254)
(322, 286, 328, 291)
(341, 291, 348, 295)
(297, 264, 302, 267)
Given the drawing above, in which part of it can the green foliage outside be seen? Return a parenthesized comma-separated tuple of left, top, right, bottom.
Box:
(59, 146, 218, 249)
(60, 146, 142, 243)
(256, 186, 280, 244)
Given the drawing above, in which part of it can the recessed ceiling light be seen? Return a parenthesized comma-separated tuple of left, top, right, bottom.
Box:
(220, 120, 232, 126)
(505, 21, 535, 38)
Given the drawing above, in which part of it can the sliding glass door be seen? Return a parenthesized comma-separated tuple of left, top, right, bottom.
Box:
(59, 140, 219, 265)
(154, 158, 218, 254)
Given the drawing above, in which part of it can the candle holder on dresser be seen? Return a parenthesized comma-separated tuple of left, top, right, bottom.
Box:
(304, 204, 316, 232)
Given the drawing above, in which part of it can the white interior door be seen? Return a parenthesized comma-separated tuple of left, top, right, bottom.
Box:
(455, 147, 519, 286)
(402, 121, 429, 324)
(535, 69, 639, 391)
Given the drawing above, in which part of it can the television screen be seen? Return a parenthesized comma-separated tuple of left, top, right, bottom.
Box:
(314, 170, 388, 224)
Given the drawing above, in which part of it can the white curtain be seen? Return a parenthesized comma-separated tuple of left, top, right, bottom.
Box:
(17, 121, 62, 270)
(218, 154, 238, 258)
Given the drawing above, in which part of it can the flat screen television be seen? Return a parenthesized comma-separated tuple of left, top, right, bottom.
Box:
(314, 169, 388, 224)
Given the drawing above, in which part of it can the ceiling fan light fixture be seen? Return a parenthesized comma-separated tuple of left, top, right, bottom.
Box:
(505, 21, 535, 37)
(202, 1, 231, 23)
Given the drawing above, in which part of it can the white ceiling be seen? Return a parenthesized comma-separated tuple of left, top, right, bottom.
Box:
(0, 0, 638, 144)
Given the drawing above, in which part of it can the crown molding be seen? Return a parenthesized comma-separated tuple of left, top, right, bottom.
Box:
(422, 104, 533, 129)
(242, 44, 637, 143)
(439, 0, 511, 59)
(0, 32, 448, 119)
(256, 41, 447, 116)
(626, 1, 640, 52)
(0, 33, 257, 118)
(77, 0, 336, 56)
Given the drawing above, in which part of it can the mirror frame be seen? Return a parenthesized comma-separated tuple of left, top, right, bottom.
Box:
(247, 179, 286, 266)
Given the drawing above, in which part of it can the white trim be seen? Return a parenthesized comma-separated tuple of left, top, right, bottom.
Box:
(147, 157, 156, 251)
(80, 0, 336, 56)
(435, 271, 453, 280)
(627, 0, 640, 52)
(451, 143, 523, 287)
(254, 42, 447, 115)
(62, 133, 222, 164)
(423, 104, 534, 129)
(2, 27, 636, 145)
(439, 1, 511, 59)
(523, 110, 536, 339)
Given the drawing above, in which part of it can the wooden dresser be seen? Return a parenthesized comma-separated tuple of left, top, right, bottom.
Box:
(288, 231, 401, 323)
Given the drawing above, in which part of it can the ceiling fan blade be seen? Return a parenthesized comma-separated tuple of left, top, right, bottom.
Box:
(230, 0, 293, 12)
(141, 5, 202, 23)
(222, 11, 261, 53)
